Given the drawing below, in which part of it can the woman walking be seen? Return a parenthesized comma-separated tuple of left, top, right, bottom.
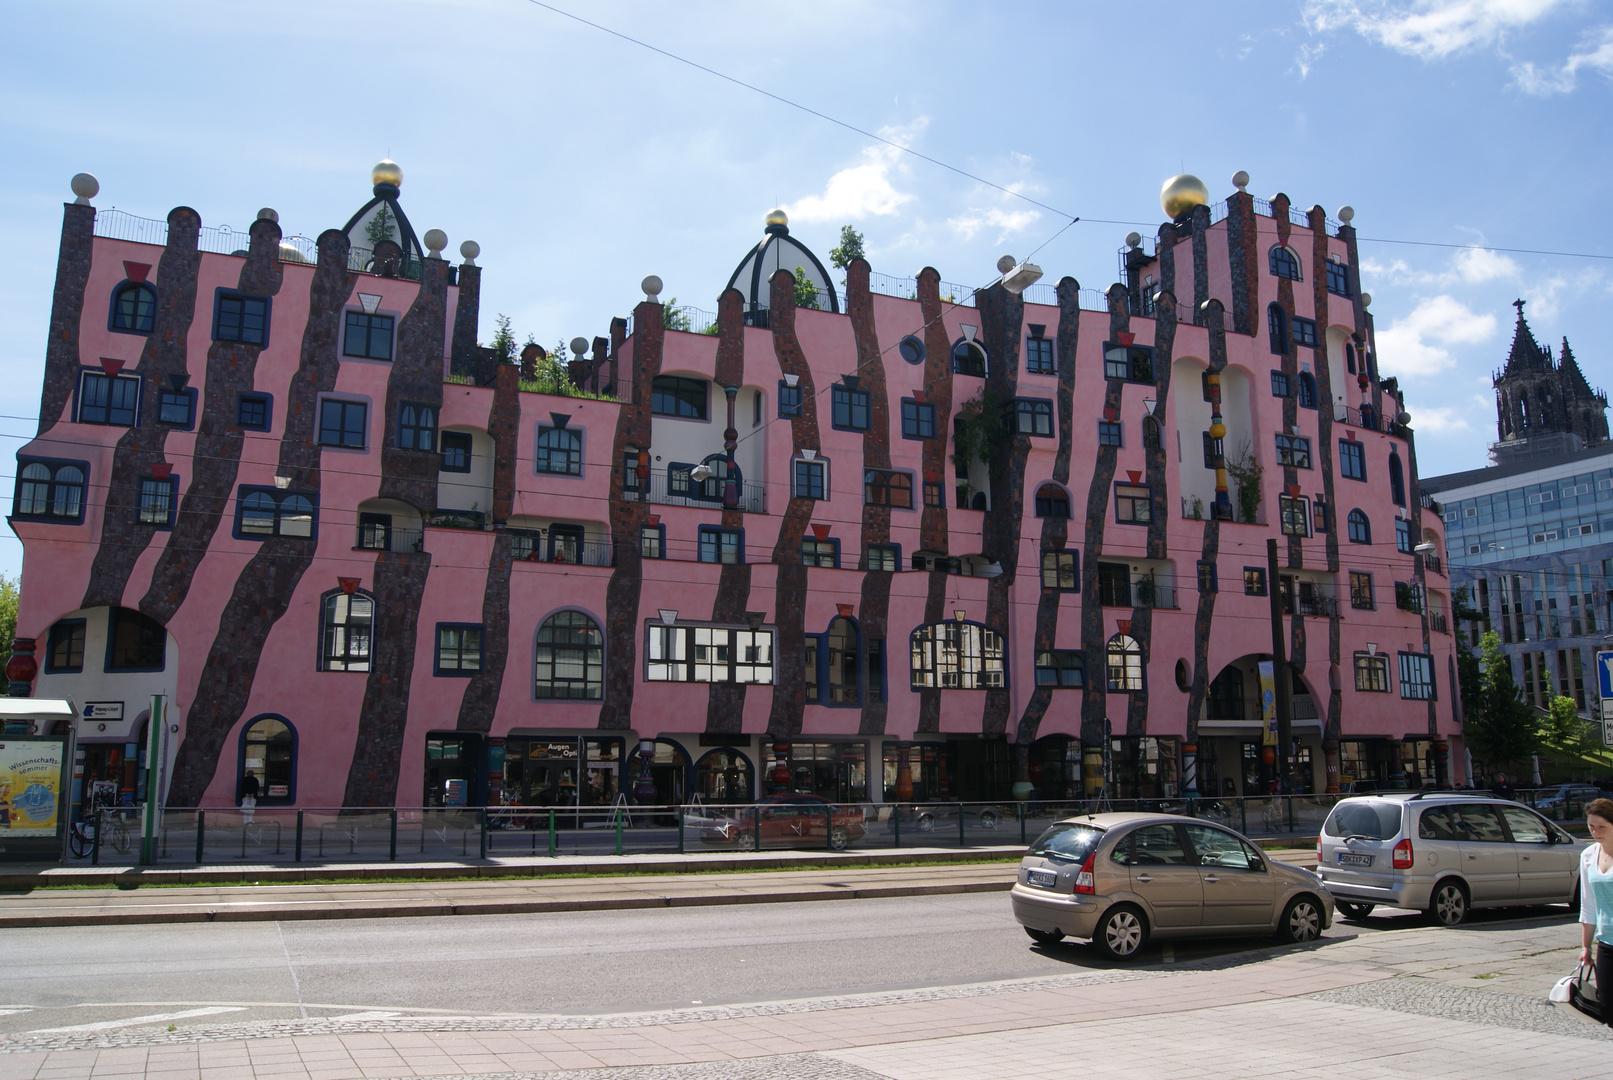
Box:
(1578, 797, 1613, 1023)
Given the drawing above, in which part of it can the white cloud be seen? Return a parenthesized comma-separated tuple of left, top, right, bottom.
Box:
(1292, 42, 1327, 77)
(785, 125, 923, 224)
(1375, 294, 1498, 378)
(1360, 245, 1519, 287)
(1304, 0, 1568, 59)
(1451, 245, 1521, 282)
(1511, 25, 1613, 93)
(1407, 402, 1479, 433)
(945, 206, 1041, 243)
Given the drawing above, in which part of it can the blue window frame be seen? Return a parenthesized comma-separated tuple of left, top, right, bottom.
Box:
(110, 282, 156, 335)
(698, 525, 744, 564)
(1347, 509, 1371, 544)
(536, 425, 581, 475)
(794, 459, 825, 499)
(1097, 420, 1122, 447)
(652, 375, 707, 419)
(1025, 328, 1055, 375)
(864, 470, 912, 508)
(1270, 246, 1301, 280)
(1297, 372, 1317, 408)
(1396, 517, 1413, 554)
(1339, 439, 1366, 480)
(213, 290, 270, 346)
(435, 623, 484, 676)
(1268, 304, 1288, 354)
(1275, 434, 1312, 469)
(1035, 484, 1070, 519)
(398, 402, 436, 452)
(1389, 450, 1406, 506)
(1326, 259, 1351, 297)
(901, 399, 936, 439)
(1293, 317, 1318, 348)
(234, 486, 317, 540)
(236, 393, 272, 431)
(1398, 652, 1435, 700)
(46, 618, 86, 673)
(14, 458, 87, 523)
(1015, 398, 1054, 437)
(77, 370, 140, 426)
(864, 543, 900, 572)
(639, 523, 665, 559)
(778, 380, 802, 418)
(1035, 650, 1084, 687)
(832, 385, 870, 430)
(801, 537, 839, 568)
(238, 715, 297, 805)
(440, 431, 472, 472)
(157, 388, 196, 429)
(138, 476, 177, 529)
(806, 615, 861, 705)
(1041, 549, 1078, 590)
(319, 399, 366, 448)
(1271, 371, 1292, 398)
(106, 608, 166, 672)
(320, 590, 373, 672)
(343, 311, 394, 360)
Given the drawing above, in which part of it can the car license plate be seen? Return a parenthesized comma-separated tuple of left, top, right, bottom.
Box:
(1027, 869, 1058, 889)
(1337, 852, 1373, 867)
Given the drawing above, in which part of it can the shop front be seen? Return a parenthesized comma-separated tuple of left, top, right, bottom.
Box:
(499, 734, 626, 808)
(763, 741, 868, 802)
(71, 704, 147, 821)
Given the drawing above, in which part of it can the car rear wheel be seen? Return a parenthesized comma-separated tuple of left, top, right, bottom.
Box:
(979, 809, 1000, 830)
(735, 832, 757, 852)
(1094, 904, 1149, 961)
(916, 813, 935, 833)
(1025, 927, 1064, 945)
(1429, 880, 1469, 926)
(828, 826, 849, 851)
(1278, 895, 1324, 943)
(1336, 901, 1374, 921)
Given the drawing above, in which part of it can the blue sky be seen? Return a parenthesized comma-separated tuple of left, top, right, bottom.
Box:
(1, 0, 1610, 580)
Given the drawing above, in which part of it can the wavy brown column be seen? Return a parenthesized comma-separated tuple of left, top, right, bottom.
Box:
(1185, 300, 1230, 754)
(341, 258, 450, 806)
(1190, 204, 1210, 322)
(1126, 225, 1180, 736)
(1272, 195, 1303, 570)
(449, 263, 481, 368)
(80, 209, 207, 611)
(843, 260, 893, 736)
(140, 220, 286, 622)
(977, 282, 1025, 738)
(597, 302, 663, 731)
(1307, 207, 1345, 742)
(706, 290, 753, 736)
(915, 269, 953, 733)
(39, 202, 97, 437)
(1015, 279, 1081, 749)
(1225, 194, 1259, 338)
(456, 364, 522, 733)
(168, 231, 353, 805)
(766, 271, 819, 739)
(1079, 287, 1130, 747)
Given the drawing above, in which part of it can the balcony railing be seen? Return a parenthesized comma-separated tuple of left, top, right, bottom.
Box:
(510, 534, 615, 568)
(630, 471, 766, 514)
(1097, 577, 1178, 610)
(1423, 554, 1444, 576)
(1282, 589, 1340, 619)
(1429, 611, 1450, 634)
(356, 526, 424, 554)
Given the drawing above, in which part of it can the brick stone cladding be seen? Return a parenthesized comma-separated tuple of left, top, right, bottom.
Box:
(13, 180, 1460, 811)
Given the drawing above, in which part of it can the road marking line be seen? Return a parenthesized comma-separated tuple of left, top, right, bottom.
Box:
(0, 1009, 31, 1017)
(329, 1011, 399, 1021)
(28, 1007, 245, 1033)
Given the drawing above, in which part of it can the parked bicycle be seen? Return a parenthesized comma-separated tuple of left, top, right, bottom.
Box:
(68, 807, 134, 858)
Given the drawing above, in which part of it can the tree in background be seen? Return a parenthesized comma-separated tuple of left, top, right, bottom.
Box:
(829, 225, 865, 274)
(365, 203, 396, 250)
(1464, 631, 1542, 771)
(662, 299, 692, 332)
(0, 575, 16, 696)
(1452, 587, 1484, 722)
(488, 314, 518, 363)
(793, 268, 820, 311)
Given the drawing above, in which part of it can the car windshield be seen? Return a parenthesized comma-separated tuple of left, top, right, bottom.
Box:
(1029, 823, 1102, 863)
(1323, 801, 1402, 839)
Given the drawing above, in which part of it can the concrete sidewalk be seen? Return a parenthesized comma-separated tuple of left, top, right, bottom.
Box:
(0, 916, 1601, 1080)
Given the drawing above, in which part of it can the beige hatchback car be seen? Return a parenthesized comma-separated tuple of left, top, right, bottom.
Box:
(1012, 812, 1333, 960)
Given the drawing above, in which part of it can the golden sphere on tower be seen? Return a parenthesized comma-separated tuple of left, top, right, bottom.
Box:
(1160, 173, 1209, 219)
(372, 159, 403, 187)
(765, 208, 788, 228)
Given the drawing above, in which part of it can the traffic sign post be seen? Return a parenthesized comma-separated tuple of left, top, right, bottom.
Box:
(1599, 652, 1613, 746)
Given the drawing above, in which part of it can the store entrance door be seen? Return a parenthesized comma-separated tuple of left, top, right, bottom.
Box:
(424, 733, 483, 807)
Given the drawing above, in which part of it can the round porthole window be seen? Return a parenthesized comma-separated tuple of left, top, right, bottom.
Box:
(1174, 659, 1191, 692)
(898, 335, 925, 365)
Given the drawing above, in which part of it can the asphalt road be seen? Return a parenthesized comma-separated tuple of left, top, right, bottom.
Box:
(0, 892, 1577, 1039)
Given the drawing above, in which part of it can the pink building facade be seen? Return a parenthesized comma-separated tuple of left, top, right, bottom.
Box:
(11, 167, 1460, 816)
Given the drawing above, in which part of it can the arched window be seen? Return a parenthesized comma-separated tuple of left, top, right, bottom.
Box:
(1267, 304, 1288, 354)
(1347, 509, 1371, 544)
(951, 337, 988, 378)
(398, 403, 436, 452)
(1297, 372, 1317, 409)
(1105, 633, 1144, 692)
(239, 715, 296, 804)
(536, 425, 582, 475)
(825, 615, 859, 704)
(320, 590, 373, 671)
(695, 748, 752, 801)
(15, 460, 85, 521)
(535, 611, 603, 699)
(107, 608, 166, 671)
(1034, 483, 1070, 519)
(1389, 450, 1406, 507)
(910, 620, 1005, 690)
(1269, 246, 1301, 280)
(1142, 415, 1162, 449)
(1345, 342, 1357, 375)
(111, 282, 157, 334)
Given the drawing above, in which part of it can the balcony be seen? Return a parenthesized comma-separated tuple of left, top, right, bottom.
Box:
(509, 530, 615, 567)
(356, 524, 424, 554)
(1429, 611, 1450, 634)
(1096, 566, 1178, 610)
(1281, 586, 1340, 619)
(1423, 554, 1444, 576)
(629, 471, 766, 514)
(1333, 403, 1400, 435)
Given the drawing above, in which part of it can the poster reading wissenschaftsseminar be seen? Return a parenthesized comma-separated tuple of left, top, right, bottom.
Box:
(0, 741, 66, 837)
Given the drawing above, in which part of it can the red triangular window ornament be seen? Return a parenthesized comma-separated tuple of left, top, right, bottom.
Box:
(1117, 331, 1136, 347)
(811, 523, 831, 541)
(101, 357, 124, 377)
(1287, 484, 1302, 498)
(1116, 619, 1132, 636)
(1127, 470, 1143, 484)
(123, 261, 151, 284)
(338, 577, 361, 595)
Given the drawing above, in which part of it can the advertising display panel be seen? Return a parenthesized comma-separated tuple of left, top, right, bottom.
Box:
(0, 735, 70, 861)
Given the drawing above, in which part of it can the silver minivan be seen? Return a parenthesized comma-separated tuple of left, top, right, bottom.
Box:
(1316, 792, 1580, 925)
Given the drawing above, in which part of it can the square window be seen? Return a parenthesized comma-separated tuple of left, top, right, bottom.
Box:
(1355, 652, 1390, 692)
(924, 481, 944, 508)
(237, 393, 271, 431)
(698, 526, 743, 564)
(1279, 494, 1311, 536)
(343, 311, 394, 360)
(1338, 439, 1366, 480)
(318, 399, 366, 448)
(1098, 420, 1123, 447)
(832, 386, 870, 430)
(865, 470, 913, 508)
(138, 477, 175, 528)
(436, 624, 484, 675)
(794, 459, 826, 499)
(1349, 571, 1374, 610)
(398, 402, 437, 453)
(1035, 650, 1085, 687)
(652, 375, 708, 419)
(1292, 316, 1318, 347)
(902, 399, 936, 439)
(1115, 483, 1151, 524)
(46, 619, 85, 673)
(778, 381, 802, 417)
(865, 543, 898, 572)
(1197, 560, 1217, 593)
(1041, 550, 1079, 591)
(639, 524, 664, 559)
(1244, 567, 1266, 596)
(1326, 259, 1351, 296)
(440, 431, 472, 472)
(1026, 335, 1055, 375)
(801, 538, 838, 568)
(157, 389, 194, 427)
(214, 291, 270, 346)
(1015, 399, 1054, 436)
(77, 371, 140, 426)
(1203, 431, 1223, 468)
(1104, 343, 1153, 383)
(1399, 652, 1435, 700)
(1270, 371, 1292, 398)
